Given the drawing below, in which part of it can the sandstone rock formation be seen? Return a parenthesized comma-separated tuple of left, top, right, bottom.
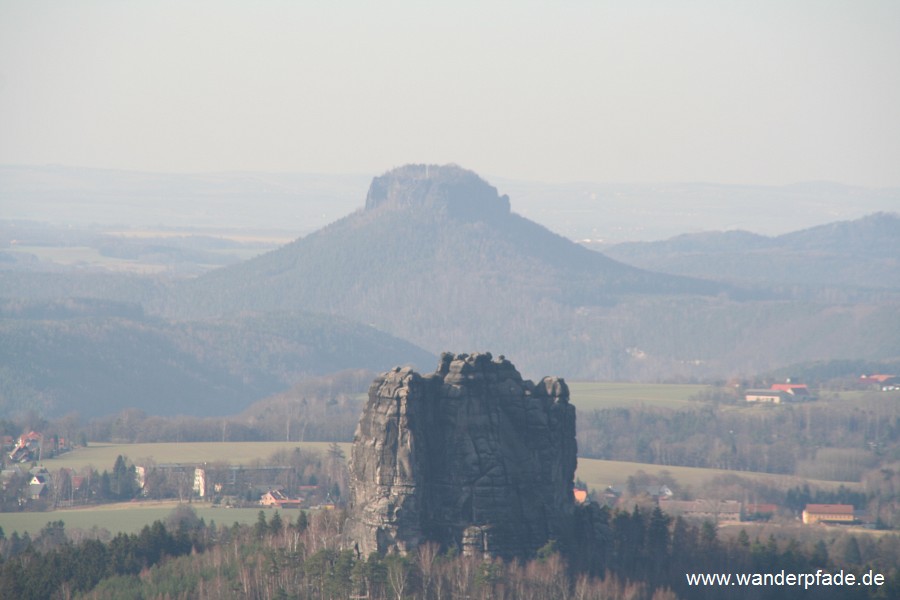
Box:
(363, 164, 511, 223)
(347, 352, 576, 559)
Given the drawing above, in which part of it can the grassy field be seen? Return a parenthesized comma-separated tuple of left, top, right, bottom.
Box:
(0, 501, 285, 537)
(7, 245, 169, 274)
(7, 238, 274, 274)
(45, 441, 351, 472)
(576, 457, 860, 494)
(568, 381, 708, 411)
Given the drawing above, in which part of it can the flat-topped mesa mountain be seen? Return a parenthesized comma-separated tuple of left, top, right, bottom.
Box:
(347, 352, 576, 559)
(168, 164, 728, 377)
(363, 164, 511, 222)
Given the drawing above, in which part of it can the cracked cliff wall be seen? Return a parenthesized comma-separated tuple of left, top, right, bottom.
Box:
(347, 352, 577, 559)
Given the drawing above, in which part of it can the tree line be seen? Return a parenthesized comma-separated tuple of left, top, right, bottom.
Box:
(578, 392, 899, 478)
(2, 503, 899, 599)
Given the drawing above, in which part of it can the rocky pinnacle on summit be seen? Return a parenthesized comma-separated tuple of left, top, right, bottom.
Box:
(347, 352, 577, 559)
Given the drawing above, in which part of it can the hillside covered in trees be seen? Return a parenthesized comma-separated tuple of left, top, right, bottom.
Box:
(0, 298, 433, 418)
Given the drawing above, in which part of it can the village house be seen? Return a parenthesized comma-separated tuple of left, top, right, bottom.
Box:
(604, 485, 624, 500)
(745, 380, 814, 403)
(744, 503, 778, 520)
(802, 503, 856, 525)
(744, 389, 788, 404)
(859, 374, 899, 391)
(259, 489, 302, 509)
(29, 480, 48, 500)
(643, 485, 674, 499)
(28, 468, 51, 500)
(770, 383, 812, 399)
(193, 468, 207, 498)
(8, 431, 42, 463)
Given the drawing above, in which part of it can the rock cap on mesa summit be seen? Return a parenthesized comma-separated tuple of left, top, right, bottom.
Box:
(364, 164, 511, 222)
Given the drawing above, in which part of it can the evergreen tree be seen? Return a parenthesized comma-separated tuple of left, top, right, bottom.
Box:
(255, 510, 268, 539)
(295, 510, 309, 532)
(269, 510, 283, 535)
(111, 455, 136, 499)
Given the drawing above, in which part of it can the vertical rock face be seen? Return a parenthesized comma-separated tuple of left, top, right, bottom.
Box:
(363, 164, 511, 223)
(347, 352, 577, 559)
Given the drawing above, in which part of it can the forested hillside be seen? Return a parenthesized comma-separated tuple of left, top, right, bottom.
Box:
(0, 299, 433, 418)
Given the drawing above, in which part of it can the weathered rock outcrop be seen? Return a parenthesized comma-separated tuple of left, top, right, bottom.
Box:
(363, 164, 511, 223)
(347, 352, 576, 559)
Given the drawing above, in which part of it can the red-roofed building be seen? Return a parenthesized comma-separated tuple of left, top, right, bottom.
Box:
(770, 383, 811, 399)
(259, 489, 302, 509)
(802, 504, 855, 525)
(8, 431, 42, 463)
(860, 374, 899, 391)
(745, 503, 778, 517)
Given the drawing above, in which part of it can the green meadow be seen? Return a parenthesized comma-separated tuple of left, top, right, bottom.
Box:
(576, 456, 860, 495)
(44, 441, 351, 472)
(0, 502, 276, 538)
(568, 381, 708, 411)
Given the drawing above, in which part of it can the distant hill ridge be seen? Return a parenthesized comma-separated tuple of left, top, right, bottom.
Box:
(604, 212, 900, 289)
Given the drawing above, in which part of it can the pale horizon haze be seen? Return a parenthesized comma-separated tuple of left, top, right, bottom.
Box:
(1, 1, 899, 187)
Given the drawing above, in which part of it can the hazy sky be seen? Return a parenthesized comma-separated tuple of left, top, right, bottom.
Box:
(2, 1, 899, 187)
